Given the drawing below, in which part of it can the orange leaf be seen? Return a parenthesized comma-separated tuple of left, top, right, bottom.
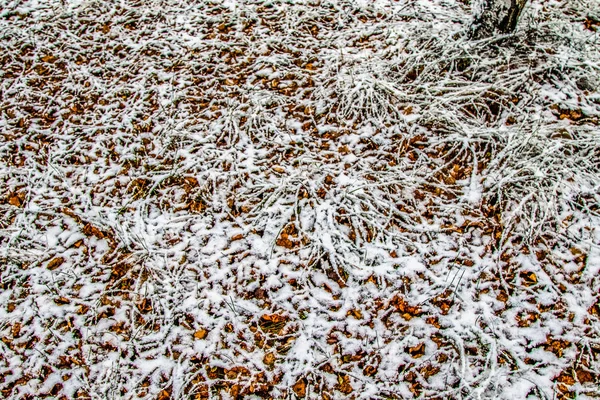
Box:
(292, 378, 306, 398)
(47, 257, 65, 271)
(408, 342, 426, 358)
(194, 328, 208, 340)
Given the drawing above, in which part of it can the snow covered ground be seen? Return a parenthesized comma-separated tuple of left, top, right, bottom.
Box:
(1, 0, 599, 398)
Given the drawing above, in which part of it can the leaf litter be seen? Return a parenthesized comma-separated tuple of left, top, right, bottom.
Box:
(1, 0, 600, 399)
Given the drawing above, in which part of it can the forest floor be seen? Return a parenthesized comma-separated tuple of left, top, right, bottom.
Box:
(1, 0, 600, 399)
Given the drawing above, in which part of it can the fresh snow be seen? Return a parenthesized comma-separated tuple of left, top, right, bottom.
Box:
(1, 0, 600, 399)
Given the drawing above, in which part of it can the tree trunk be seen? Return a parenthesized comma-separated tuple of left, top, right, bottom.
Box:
(470, 0, 528, 40)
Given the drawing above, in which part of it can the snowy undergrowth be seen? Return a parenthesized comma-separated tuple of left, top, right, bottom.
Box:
(1, 0, 600, 399)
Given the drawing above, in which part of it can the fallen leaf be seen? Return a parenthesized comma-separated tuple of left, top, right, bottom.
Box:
(263, 352, 276, 367)
(230, 234, 244, 241)
(426, 316, 441, 328)
(576, 368, 595, 383)
(556, 371, 575, 386)
(83, 223, 104, 239)
(292, 378, 307, 398)
(545, 337, 571, 358)
(520, 271, 537, 286)
(407, 342, 426, 358)
(54, 297, 71, 305)
(363, 365, 377, 376)
(420, 363, 441, 379)
(391, 295, 421, 319)
(346, 309, 363, 319)
(194, 328, 208, 340)
(11, 322, 21, 337)
(77, 305, 89, 315)
(41, 55, 57, 63)
(336, 374, 353, 394)
(136, 298, 152, 313)
(47, 257, 65, 270)
(262, 314, 286, 323)
(8, 196, 20, 207)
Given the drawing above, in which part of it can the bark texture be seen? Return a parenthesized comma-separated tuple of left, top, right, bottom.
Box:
(470, 0, 528, 39)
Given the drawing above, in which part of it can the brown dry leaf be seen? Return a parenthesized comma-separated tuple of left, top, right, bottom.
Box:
(336, 374, 353, 394)
(83, 223, 104, 239)
(262, 313, 286, 323)
(341, 353, 363, 363)
(426, 316, 441, 328)
(70, 103, 84, 114)
(41, 55, 57, 63)
(589, 299, 600, 316)
(8, 195, 23, 207)
(575, 368, 595, 384)
(391, 295, 421, 320)
(259, 314, 288, 335)
(584, 16, 600, 31)
(545, 337, 571, 358)
(229, 384, 241, 397)
(570, 247, 583, 256)
(110, 321, 128, 335)
(432, 290, 454, 315)
(338, 145, 350, 155)
(272, 166, 285, 174)
(47, 257, 65, 271)
(404, 371, 422, 396)
(137, 298, 152, 313)
(206, 366, 225, 380)
(461, 259, 475, 267)
(497, 290, 509, 303)
(54, 297, 71, 305)
(520, 271, 537, 286)
(317, 187, 328, 199)
(292, 378, 307, 398)
(346, 309, 363, 319)
(194, 328, 208, 340)
(57, 355, 74, 369)
(189, 198, 207, 213)
(517, 312, 539, 327)
(99, 23, 111, 34)
(230, 234, 244, 241)
(77, 305, 89, 315)
(157, 389, 171, 400)
(183, 176, 198, 188)
(420, 363, 441, 379)
(556, 371, 575, 386)
(363, 365, 377, 376)
(407, 342, 426, 358)
(263, 352, 276, 367)
(276, 223, 303, 249)
(366, 275, 378, 286)
(11, 322, 21, 338)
